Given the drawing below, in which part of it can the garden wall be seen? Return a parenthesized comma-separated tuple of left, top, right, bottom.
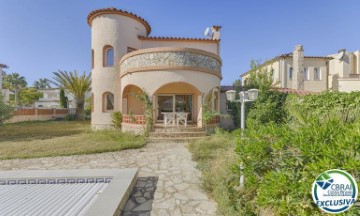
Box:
(7, 108, 68, 123)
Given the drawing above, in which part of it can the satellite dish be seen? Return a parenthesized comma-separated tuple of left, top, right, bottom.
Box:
(204, 27, 212, 38)
(335, 52, 344, 60)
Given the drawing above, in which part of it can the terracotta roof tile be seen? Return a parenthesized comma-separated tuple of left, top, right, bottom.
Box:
(220, 85, 235, 92)
(212, 25, 222, 31)
(138, 35, 220, 43)
(271, 88, 316, 96)
(87, 8, 151, 35)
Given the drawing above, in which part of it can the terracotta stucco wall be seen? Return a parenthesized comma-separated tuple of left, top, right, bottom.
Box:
(91, 13, 147, 129)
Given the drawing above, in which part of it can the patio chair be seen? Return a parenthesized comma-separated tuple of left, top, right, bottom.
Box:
(164, 113, 176, 127)
(176, 113, 188, 127)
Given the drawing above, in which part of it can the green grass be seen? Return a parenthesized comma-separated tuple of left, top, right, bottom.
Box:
(0, 120, 146, 160)
(188, 129, 243, 216)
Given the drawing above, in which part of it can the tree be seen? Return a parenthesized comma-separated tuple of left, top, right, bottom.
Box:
(4, 73, 27, 106)
(52, 70, 91, 120)
(227, 79, 242, 127)
(18, 88, 43, 107)
(59, 88, 68, 108)
(0, 92, 13, 124)
(244, 59, 276, 91)
(33, 78, 51, 89)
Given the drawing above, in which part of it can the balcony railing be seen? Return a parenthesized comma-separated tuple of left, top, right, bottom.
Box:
(122, 114, 146, 124)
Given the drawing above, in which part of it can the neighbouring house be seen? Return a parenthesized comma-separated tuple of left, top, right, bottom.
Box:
(241, 45, 360, 93)
(88, 8, 223, 132)
(34, 88, 76, 108)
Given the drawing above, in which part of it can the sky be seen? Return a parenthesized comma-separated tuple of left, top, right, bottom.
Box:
(0, 0, 359, 86)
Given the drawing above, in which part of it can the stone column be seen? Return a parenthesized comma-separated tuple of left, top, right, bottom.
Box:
(292, 45, 305, 90)
(197, 94, 203, 128)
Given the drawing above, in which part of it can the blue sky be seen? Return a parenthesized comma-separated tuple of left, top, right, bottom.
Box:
(0, 0, 359, 85)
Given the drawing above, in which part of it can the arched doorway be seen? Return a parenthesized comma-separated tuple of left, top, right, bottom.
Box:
(122, 85, 144, 115)
(153, 82, 201, 124)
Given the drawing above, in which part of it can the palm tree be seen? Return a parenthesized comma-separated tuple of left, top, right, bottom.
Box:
(33, 78, 51, 89)
(5, 73, 27, 106)
(52, 70, 91, 120)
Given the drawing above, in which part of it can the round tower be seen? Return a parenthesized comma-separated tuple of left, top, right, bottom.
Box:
(87, 8, 151, 129)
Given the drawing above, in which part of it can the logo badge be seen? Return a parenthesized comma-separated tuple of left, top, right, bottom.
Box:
(312, 169, 358, 214)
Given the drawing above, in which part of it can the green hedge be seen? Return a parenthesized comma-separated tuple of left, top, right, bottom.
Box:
(235, 91, 360, 215)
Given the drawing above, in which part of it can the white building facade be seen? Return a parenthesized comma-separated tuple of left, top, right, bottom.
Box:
(241, 45, 360, 92)
(35, 88, 76, 108)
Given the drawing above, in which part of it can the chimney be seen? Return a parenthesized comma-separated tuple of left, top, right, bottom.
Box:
(338, 49, 346, 54)
(292, 45, 305, 90)
(211, 25, 221, 40)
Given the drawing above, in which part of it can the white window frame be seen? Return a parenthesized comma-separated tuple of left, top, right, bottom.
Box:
(103, 92, 114, 112)
(314, 67, 321, 80)
(304, 67, 309, 81)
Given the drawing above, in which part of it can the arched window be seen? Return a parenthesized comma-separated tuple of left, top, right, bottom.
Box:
(103, 92, 114, 112)
(314, 68, 321, 80)
(103, 45, 114, 67)
(303, 67, 309, 80)
(270, 68, 275, 80)
(289, 67, 293, 80)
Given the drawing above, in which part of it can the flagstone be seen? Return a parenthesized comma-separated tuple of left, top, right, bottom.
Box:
(0, 142, 217, 215)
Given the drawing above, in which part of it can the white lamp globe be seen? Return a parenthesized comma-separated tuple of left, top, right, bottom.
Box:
(225, 90, 236, 102)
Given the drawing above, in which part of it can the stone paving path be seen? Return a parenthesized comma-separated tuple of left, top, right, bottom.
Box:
(0, 142, 217, 215)
(122, 177, 158, 216)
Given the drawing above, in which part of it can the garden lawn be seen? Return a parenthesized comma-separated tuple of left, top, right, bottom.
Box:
(0, 120, 146, 160)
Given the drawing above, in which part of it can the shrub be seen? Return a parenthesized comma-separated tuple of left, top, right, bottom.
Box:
(235, 91, 360, 215)
(64, 114, 76, 121)
(112, 111, 122, 129)
(0, 93, 13, 124)
(247, 90, 289, 126)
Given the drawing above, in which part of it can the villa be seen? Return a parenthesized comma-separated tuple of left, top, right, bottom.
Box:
(35, 88, 77, 109)
(88, 8, 223, 132)
(241, 45, 360, 93)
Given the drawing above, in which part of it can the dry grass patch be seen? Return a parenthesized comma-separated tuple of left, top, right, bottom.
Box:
(188, 129, 244, 215)
(0, 120, 146, 160)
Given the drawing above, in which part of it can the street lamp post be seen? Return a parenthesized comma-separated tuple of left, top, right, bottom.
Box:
(226, 88, 259, 131)
(226, 87, 259, 187)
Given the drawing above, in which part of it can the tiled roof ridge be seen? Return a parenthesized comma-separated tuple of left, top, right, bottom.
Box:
(271, 87, 316, 95)
(138, 35, 220, 42)
(87, 7, 151, 35)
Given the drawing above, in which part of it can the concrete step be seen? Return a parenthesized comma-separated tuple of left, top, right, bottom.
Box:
(152, 127, 204, 133)
(149, 131, 208, 138)
(146, 136, 209, 143)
